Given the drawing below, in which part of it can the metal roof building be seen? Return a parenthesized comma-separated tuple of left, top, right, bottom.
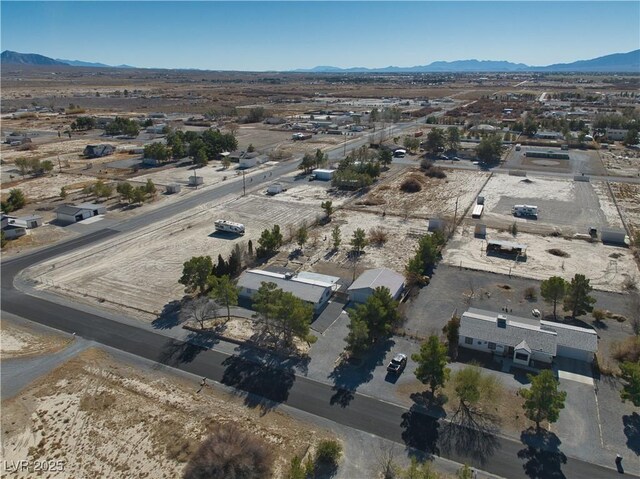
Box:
(347, 267, 404, 304)
(237, 269, 334, 313)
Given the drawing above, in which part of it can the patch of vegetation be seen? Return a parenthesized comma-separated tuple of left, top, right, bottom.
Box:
(547, 248, 570, 258)
(400, 177, 422, 193)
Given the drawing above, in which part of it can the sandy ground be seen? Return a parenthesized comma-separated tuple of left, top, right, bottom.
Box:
(0, 319, 71, 360)
(0, 348, 331, 478)
(601, 149, 640, 177)
(359, 169, 489, 219)
(443, 226, 639, 292)
(1, 173, 94, 201)
(25, 187, 337, 318)
(610, 182, 640, 236)
(274, 209, 426, 277)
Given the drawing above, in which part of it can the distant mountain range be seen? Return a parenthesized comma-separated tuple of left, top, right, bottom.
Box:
(292, 50, 640, 73)
(2, 49, 639, 73)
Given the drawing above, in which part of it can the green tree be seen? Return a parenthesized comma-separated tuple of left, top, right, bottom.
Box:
(519, 369, 567, 430)
(179, 256, 213, 294)
(208, 275, 239, 322)
(346, 287, 398, 350)
(412, 335, 451, 396)
(446, 126, 461, 151)
(620, 361, 640, 406)
(378, 148, 393, 167)
(321, 200, 334, 219)
(369, 108, 379, 123)
(116, 182, 134, 203)
(314, 148, 328, 169)
(195, 147, 208, 168)
(624, 128, 639, 146)
(276, 292, 314, 346)
(403, 136, 420, 152)
(524, 117, 538, 137)
(299, 153, 315, 174)
(425, 128, 445, 155)
(457, 464, 473, 479)
(476, 133, 503, 164)
(252, 282, 282, 336)
(295, 223, 308, 250)
(452, 366, 500, 414)
(399, 457, 439, 479)
(60, 186, 68, 200)
(132, 187, 146, 204)
(246, 107, 267, 123)
(144, 142, 170, 163)
(93, 180, 113, 199)
(144, 179, 157, 197)
(247, 143, 256, 153)
(315, 439, 342, 466)
(563, 274, 596, 319)
(442, 315, 460, 359)
(331, 225, 341, 250)
(2, 189, 26, 213)
(345, 316, 370, 356)
(256, 225, 283, 258)
(350, 228, 368, 256)
(540, 276, 568, 320)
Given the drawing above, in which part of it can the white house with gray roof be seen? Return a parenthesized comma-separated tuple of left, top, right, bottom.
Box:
(55, 203, 107, 224)
(347, 267, 404, 304)
(459, 308, 597, 366)
(237, 269, 335, 314)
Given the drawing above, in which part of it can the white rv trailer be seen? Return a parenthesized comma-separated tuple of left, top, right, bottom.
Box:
(214, 220, 245, 235)
(471, 204, 484, 218)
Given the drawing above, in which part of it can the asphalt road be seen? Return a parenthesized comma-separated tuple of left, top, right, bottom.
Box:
(1, 120, 634, 478)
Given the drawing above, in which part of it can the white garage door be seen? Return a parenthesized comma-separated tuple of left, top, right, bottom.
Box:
(557, 345, 592, 362)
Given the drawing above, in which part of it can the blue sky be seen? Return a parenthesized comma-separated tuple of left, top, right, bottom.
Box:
(2, 2, 639, 70)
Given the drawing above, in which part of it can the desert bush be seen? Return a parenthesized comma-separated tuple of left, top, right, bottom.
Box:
(592, 309, 606, 322)
(524, 286, 537, 301)
(612, 336, 640, 363)
(183, 424, 272, 479)
(400, 177, 422, 193)
(510, 222, 518, 236)
(368, 226, 388, 245)
(547, 248, 570, 258)
(315, 439, 342, 466)
(425, 166, 447, 178)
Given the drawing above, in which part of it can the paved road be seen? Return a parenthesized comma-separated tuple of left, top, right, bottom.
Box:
(1, 119, 635, 478)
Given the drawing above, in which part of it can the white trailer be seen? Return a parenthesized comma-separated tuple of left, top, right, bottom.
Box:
(312, 169, 335, 181)
(471, 204, 484, 218)
(267, 183, 286, 195)
(512, 204, 538, 218)
(214, 220, 245, 235)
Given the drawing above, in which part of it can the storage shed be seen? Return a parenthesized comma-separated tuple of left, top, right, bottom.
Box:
(166, 183, 181, 194)
(601, 228, 628, 246)
(347, 267, 404, 304)
(55, 203, 106, 224)
(312, 169, 335, 181)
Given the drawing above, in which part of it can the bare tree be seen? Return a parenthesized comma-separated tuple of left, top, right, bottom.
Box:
(183, 424, 273, 479)
(374, 441, 398, 479)
(181, 297, 220, 329)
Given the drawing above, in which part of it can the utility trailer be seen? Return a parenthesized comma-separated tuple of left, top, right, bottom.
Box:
(512, 204, 538, 218)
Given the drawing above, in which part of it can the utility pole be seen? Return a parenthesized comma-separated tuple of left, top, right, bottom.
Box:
(242, 170, 246, 196)
(58, 155, 62, 172)
(343, 133, 347, 157)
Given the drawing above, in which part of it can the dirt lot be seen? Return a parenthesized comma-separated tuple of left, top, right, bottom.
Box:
(1, 348, 330, 478)
(26, 186, 345, 319)
(502, 145, 606, 176)
(473, 174, 624, 235)
(357, 168, 489, 219)
(443, 226, 639, 293)
(610, 182, 640, 237)
(600, 147, 640, 178)
(1, 173, 94, 201)
(0, 319, 71, 360)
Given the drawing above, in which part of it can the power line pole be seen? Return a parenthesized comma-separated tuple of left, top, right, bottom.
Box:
(242, 170, 246, 196)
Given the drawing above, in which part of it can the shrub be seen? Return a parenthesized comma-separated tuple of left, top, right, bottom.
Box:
(425, 166, 447, 179)
(368, 226, 388, 245)
(612, 336, 640, 363)
(182, 424, 272, 479)
(400, 177, 422, 193)
(592, 309, 606, 322)
(524, 286, 537, 301)
(510, 222, 518, 236)
(315, 439, 342, 466)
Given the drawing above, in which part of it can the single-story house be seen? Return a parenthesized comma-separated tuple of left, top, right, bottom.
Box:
(347, 267, 404, 304)
(458, 308, 598, 366)
(237, 269, 335, 314)
(84, 144, 115, 159)
(1, 214, 27, 240)
(487, 240, 527, 257)
(534, 131, 563, 140)
(55, 203, 106, 224)
(605, 129, 628, 141)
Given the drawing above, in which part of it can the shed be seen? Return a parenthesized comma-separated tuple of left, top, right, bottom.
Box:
(601, 228, 628, 246)
(8, 215, 43, 229)
(347, 268, 404, 304)
(428, 218, 445, 232)
(83, 144, 115, 159)
(55, 203, 106, 224)
(2, 224, 27, 240)
(166, 183, 181, 194)
(188, 176, 204, 186)
(474, 224, 487, 238)
(312, 169, 335, 181)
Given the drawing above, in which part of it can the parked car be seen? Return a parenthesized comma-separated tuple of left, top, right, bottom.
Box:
(531, 309, 541, 317)
(387, 353, 407, 374)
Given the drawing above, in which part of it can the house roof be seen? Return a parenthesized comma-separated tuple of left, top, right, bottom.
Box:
(460, 308, 558, 356)
(347, 268, 404, 294)
(55, 205, 84, 216)
(238, 270, 332, 304)
(540, 320, 598, 353)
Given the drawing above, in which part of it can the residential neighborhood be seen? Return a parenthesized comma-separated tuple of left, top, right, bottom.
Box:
(1, 2, 639, 479)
